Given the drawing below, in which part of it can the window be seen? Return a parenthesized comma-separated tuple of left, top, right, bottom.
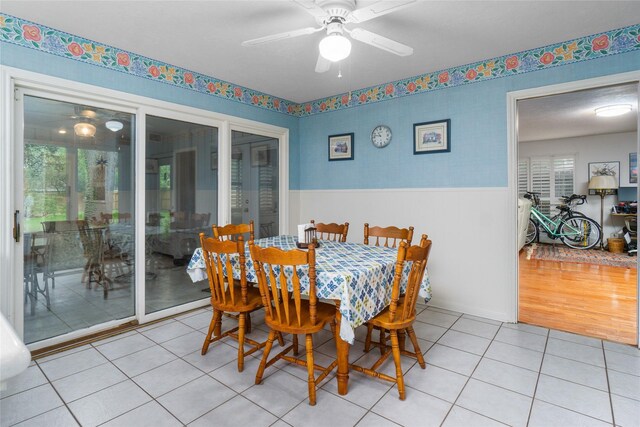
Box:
(518, 155, 575, 215)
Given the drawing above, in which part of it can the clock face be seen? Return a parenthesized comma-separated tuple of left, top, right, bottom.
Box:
(371, 125, 392, 148)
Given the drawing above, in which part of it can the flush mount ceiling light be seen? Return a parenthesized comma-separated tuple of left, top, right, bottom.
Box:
(58, 129, 67, 134)
(105, 120, 123, 132)
(595, 104, 632, 117)
(74, 122, 96, 137)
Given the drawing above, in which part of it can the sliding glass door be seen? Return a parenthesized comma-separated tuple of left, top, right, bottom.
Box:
(144, 115, 218, 313)
(21, 95, 135, 344)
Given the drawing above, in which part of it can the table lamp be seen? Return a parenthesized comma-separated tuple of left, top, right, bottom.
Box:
(588, 174, 618, 249)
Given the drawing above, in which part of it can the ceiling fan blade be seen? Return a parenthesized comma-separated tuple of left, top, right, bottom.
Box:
(241, 26, 322, 46)
(315, 54, 331, 73)
(349, 0, 417, 23)
(348, 28, 413, 56)
(293, 0, 330, 20)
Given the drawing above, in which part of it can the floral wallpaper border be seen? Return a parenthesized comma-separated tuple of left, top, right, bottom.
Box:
(1, 13, 639, 117)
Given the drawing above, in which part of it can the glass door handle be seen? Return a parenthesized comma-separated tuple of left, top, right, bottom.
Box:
(13, 210, 20, 243)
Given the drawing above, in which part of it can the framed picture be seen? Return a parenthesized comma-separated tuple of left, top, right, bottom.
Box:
(588, 161, 620, 194)
(145, 158, 158, 174)
(211, 151, 218, 170)
(414, 119, 451, 154)
(328, 133, 354, 161)
(630, 153, 637, 184)
(251, 145, 269, 167)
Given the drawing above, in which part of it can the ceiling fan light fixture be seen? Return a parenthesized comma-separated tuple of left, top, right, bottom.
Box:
(105, 120, 124, 132)
(319, 33, 351, 62)
(74, 122, 96, 137)
(595, 104, 632, 117)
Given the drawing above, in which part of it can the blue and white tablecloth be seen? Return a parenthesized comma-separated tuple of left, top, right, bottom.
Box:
(187, 235, 431, 344)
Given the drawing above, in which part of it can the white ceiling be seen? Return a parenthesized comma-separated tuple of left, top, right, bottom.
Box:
(518, 83, 638, 142)
(2, 1, 640, 103)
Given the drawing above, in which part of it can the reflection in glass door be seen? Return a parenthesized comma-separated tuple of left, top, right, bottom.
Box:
(22, 95, 135, 344)
(145, 115, 218, 313)
(231, 131, 279, 238)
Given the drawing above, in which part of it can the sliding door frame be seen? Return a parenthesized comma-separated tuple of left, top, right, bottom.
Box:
(1, 66, 290, 349)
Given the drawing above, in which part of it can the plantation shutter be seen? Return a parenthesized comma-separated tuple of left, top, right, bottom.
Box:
(553, 156, 575, 203)
(518, 159, 529, 198)
(520, 154, 575, 216)
(230, 151, 243, 212)
(530, 157, 552, 215)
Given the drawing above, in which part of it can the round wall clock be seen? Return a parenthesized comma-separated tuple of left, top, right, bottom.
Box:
(371, 125, 392, 148)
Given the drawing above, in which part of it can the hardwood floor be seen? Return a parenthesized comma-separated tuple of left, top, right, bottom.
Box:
(519, 249, 638, 345)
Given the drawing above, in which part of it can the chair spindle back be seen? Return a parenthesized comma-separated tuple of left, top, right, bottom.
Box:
(250, 243, 317, 327)
(364, 223, 414, 248)
(212, 220, 255, 242)
(388, 236, 432, 323)
(310, 220, 349, 242)
(199, 233, 248, 306)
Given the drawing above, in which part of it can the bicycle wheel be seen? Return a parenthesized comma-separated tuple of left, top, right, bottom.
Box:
(525, 219, 538, 245)
(560, 217, 601, 249)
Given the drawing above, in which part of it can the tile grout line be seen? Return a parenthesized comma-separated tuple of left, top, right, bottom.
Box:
(602, 341, 617, 427)
(438, 316, 505, 427)
(524, 326, 550, 426)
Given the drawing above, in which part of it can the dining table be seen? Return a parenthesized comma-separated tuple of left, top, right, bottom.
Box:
(186, 235, 431, 395)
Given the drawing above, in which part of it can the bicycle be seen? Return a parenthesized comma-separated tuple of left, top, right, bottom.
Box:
(523, 191, 602, 250)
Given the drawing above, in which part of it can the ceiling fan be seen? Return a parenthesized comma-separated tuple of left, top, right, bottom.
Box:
(241, 0, 416, 73)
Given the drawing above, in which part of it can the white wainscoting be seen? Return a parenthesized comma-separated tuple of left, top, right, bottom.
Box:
(290, 187, 515, 323)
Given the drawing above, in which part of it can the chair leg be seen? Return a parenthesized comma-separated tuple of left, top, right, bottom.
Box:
(398, 329, 406, 352)
(255, 329, 276, 385)
(406, 326, 426, 368)
(246, 311, 252, 334)
(390, 330, 405, 400)
(305, 334, 316, 406)
(237, 312, 246, 372)
(379, 328, 386, 356)
(364, 323, 373, 352)
(214, 308, 223, 337)
(293, 334, 299, 356)
(201, 308, 221, 355)
(276, 332, 285, 346)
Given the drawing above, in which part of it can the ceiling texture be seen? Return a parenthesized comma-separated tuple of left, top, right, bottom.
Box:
(2, 0, 640, 103)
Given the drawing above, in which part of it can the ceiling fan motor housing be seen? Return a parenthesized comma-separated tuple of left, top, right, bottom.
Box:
(316, 0, 356, 25)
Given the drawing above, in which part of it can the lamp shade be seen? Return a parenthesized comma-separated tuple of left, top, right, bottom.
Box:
(588, 175, 618, 190)
(319, 34, 351, 62)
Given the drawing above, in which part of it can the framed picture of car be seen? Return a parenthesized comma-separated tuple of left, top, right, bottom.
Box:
(328, 133, 354, 161)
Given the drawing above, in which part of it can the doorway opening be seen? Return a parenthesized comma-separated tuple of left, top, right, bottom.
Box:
(514, 81, 639, 345)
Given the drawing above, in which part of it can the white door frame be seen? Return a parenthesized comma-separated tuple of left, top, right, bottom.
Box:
(1, 66, 290, 349)
(507, 70, 640, 347)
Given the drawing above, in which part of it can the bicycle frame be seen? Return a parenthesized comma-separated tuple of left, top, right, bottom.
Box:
(529, 206, 583, 238)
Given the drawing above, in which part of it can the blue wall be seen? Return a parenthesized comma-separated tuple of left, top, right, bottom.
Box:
(3, 42, 640, 192)
(0, 43, 301, 188)
(298, 50, 640, 190)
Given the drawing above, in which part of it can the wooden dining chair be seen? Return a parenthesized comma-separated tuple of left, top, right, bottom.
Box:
(364, 223, 414, 248)
(211, 221, 257, 331)
(199, 233, 266, 372)
(352, 236, 432, 400)
(310, 220, 349, 242)
(250, 242, 338, 406)
(212, 220, 255, 242)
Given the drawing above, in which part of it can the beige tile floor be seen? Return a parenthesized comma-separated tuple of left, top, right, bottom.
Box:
(2, 304, 639, 427)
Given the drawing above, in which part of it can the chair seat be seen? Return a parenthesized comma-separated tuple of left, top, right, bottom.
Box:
(212, 286, 263, 312)
(368, 303, 415, 330)
(265, 299, 336, 334)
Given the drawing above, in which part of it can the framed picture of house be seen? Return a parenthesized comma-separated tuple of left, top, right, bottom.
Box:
(328, 133, 354, 161)
(145, 158, 158, 173)
(251, 145, 269, 167)
(414, 119, 451, 154)
(630, 153, 637, 184)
